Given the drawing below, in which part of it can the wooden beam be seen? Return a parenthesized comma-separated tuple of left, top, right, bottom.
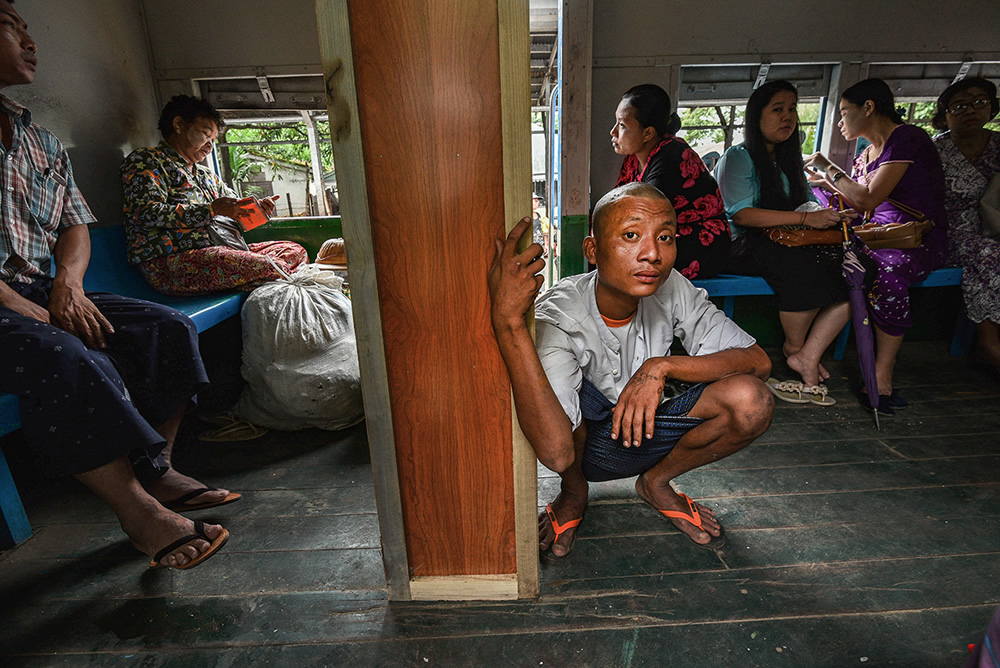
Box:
(560, 0, 593, 217)
(410, 574, 518, 601)
(498, 0, 539, 599)
(316, 0, 536, 600)
(314, 0, 411, 600)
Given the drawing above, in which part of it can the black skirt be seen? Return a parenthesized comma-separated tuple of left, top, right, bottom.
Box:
(727, 230, 848, 311)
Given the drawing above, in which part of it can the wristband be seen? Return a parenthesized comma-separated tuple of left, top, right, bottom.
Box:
(831, 171, 845, 184)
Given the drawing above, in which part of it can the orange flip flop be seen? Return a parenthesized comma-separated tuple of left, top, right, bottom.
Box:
(542, 503, 583, 558)
(647, 492, 726, 550)
(148, 520, 230, 570)
(162, 487, 242, 512)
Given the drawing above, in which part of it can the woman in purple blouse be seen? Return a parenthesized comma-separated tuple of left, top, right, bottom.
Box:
(806, 79, 948, 415)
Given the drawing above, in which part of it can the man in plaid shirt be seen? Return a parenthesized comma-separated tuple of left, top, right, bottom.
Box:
(0, 0, 232, 570)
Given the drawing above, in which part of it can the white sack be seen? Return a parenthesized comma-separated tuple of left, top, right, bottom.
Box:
(235, 264, 364, 430)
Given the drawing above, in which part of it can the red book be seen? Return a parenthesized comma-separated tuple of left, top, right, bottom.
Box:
(236, 197, 272, 231)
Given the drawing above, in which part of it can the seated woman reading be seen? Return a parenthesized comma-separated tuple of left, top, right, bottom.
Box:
(715, 80, 851, 403)
(806, 78, 949, 415)
(122, 95, 308, 295)
(932, 77, 1000, 375)
(612, 84, 730, 279)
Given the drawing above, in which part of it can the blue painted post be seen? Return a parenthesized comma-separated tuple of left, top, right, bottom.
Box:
(0, 446, 31, 547)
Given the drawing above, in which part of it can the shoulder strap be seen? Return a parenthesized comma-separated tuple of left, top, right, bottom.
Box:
(884, 197, 927, 221)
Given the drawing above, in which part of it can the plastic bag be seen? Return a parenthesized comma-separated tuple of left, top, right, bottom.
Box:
(235, 264, 364, 431)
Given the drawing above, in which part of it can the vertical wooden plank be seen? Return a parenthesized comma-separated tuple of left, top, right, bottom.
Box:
(559, 0, 593, 218)
(341, 0, 519, 585)
(314, 0, 411, 600)
(497, 0, 538, 598)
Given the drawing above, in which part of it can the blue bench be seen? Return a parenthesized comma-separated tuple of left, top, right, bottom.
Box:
(692, 267, 967, 359)
(0, 225, 245, 548)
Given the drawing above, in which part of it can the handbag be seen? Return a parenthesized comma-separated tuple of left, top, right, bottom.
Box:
(206, 215, 250, 251)
(853, 198, 933, 250)
(979, 172, 1000, 240)
(766, 198, 845, 247)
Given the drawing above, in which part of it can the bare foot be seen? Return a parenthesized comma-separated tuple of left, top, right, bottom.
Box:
(121, 500, 227, 568)
(818, 362, 830, 382)
(635, 476, 721, 546)
(786, 351, 821, 387)
(145, 468, 233, 510)
(538, 491, 587, 557)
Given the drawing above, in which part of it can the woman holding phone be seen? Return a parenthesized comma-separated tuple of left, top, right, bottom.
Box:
(122, 95, 308, 295)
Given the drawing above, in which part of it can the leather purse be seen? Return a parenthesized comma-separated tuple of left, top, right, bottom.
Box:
(979, 172, 1000, 240)
(853, 198, 933, 250)
(766, 198, 845, 247)
(206, 216, 251, 251)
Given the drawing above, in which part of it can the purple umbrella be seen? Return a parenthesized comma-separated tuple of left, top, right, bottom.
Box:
(842, 221, 880, 429)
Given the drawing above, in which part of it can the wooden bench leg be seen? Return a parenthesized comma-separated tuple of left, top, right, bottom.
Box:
(722, 296, 735, 319)
(0, 446, 31, 548)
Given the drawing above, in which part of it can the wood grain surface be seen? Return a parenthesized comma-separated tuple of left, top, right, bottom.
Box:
(347, 0, 516, 576)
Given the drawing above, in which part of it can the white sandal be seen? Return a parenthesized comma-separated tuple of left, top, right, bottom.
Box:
(801, 384, 836, 406)
(765, 378, 810, 404)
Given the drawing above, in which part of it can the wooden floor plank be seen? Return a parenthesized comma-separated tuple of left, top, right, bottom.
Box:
(1, 342, 997, 664)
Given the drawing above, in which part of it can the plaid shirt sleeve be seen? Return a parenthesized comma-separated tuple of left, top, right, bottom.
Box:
(0, 112, 97, 284)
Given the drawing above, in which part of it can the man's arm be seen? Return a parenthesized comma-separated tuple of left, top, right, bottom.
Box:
(488, 217, 576, 472)
(611, 346, 771, 449)
(48, 223, 114, 348)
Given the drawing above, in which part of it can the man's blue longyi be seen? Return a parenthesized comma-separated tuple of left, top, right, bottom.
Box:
(579, 378, 706, 482)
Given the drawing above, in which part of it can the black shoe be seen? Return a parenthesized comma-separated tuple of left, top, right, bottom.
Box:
(857, 393, 895, 417)
(883, 390, 908, 409)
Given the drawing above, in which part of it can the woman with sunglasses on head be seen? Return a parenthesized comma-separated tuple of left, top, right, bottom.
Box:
(806, 78, 949, 415)
(931, 77, 1000, 375)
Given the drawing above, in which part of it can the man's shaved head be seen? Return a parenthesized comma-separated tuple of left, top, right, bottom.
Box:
(591, 182, 672, 240)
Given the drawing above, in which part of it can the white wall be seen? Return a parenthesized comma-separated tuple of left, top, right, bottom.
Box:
(6, 0, 160, 225)
(589, 0, 1000, 199)
(259, 163, 311, 216)
(140, 0, 323, 102)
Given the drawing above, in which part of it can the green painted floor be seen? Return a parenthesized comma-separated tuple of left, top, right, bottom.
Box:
(1, 341, 998, 667)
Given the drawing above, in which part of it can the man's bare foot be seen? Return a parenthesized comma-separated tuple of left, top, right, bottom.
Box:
(635, 476, 721, 546)
(538, 491, 587, 557)
(121, 500, 227, 568)
(145, 468, 235, 510)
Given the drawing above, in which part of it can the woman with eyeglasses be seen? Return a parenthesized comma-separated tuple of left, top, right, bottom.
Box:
(806, 79, 949, 415)
(932, 77, 1000, 375)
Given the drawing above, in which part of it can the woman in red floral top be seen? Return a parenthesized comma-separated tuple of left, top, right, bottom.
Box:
(613, 84, 731, 279)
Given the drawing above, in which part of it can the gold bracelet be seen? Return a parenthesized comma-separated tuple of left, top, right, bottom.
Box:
(799, 211, 806, 226)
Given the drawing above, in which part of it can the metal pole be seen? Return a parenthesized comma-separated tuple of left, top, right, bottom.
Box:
(547, 83, 560, 286)
(301, 111, 329, 216)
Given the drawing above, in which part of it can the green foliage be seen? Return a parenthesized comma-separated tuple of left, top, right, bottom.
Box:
(676, 106, 744, 147)
(678, 102, 822, 153)
(228, 145, 263, 197)
(224, 121, 335, 176)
